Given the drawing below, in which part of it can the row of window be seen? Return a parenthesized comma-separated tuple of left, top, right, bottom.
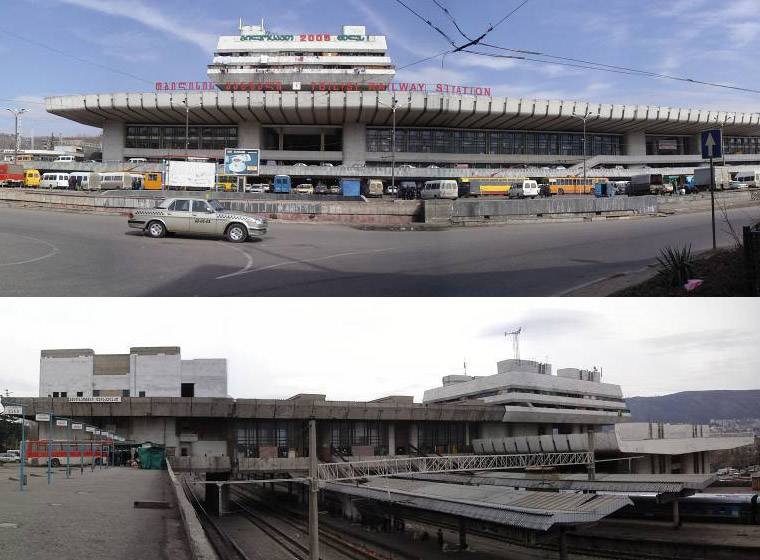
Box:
(725, 136, 760, 154)
(50, 390, 146, 397)
(125, 126, 238, 150)
(366, 128, 623, 156)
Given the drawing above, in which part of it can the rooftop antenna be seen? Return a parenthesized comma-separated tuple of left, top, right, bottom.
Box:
(239, 17, 242, 31)
(505, 327, 522, 363)
(463, 358, 467, 376)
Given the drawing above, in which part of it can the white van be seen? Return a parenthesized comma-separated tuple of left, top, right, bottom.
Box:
(508, 179, 540, 199)
(734, 170, 760, 188)
(98, 172, 139, 190)
(40, 172, 70, 189)
(421, 180, 459, 200)
(69, 172, 99, 190)
(54, 155, 76, 162)
(128, 157, 147, 164)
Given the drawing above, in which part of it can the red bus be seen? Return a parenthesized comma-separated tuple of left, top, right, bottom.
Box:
(25, 440, 112, 467)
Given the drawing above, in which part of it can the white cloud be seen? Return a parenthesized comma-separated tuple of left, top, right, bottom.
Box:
(52, 0, 219, 52)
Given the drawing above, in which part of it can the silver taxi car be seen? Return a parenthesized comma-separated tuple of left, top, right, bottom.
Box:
(128, 197, 267, 242)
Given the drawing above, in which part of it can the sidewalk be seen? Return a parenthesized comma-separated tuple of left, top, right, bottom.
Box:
(0, 464, 191, 560)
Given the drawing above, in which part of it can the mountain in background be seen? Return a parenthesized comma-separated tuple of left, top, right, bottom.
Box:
(626, 390, 760, 424)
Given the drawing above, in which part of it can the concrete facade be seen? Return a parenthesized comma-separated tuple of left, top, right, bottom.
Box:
(40, 346, 227, 398)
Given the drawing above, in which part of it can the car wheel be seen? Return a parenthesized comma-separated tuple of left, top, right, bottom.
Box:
(558, 188, 565, 195)
(51, 458, 60, 467)
(226, 223, 247, 243)
(146, 221, 166, 238)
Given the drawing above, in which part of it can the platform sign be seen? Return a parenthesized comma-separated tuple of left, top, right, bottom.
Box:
(35, 413, 51, 422)
(55, 419, 68, 427)
(224, 148, 260, 176)
(85, 426, 96, 433)
(701, 129, 722, 159)
(2, 405, 22, 415)
(71, 423, 83, 430)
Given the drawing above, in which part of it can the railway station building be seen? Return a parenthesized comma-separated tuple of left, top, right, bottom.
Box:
(43, 20, 760, 180)
(19, 347, 753, 477)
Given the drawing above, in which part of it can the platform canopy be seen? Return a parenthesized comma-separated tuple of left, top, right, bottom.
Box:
(322, 478, 632, 531)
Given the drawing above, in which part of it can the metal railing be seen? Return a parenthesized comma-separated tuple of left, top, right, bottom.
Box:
(316, 451, 593, 482)
(744, 224, 760, 295)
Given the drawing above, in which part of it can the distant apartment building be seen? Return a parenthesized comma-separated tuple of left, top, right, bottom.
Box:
(39, 346, 227, 398)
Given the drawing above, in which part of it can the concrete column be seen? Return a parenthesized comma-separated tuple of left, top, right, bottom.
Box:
(342, 123, 366, 166)
(309, 419, 319, 560)
(409, 423, 418, 452)
(672, 499, 681, 529)
(458, 518, 467, 550)
(388, 423, 396, 457)
(204, 472, 230, 516)
(465, 424, 471, 448)
(624, 130, 646, 156)
(238, 121, 261, 149)
(102, 120, 125, 163)
(586, 428, 596, 481)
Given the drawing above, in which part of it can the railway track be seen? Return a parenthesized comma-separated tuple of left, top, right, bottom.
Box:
(179, 477, 251, 560)
(230, 486, 417, 560)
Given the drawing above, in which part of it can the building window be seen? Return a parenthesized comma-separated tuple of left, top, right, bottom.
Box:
(368, 127, 621, 156)
(52, 392, 59, 397)
(139, 391, 146, 397)
(60, 392, 67, 397)
(122, 389, 130, 397)
(76, 391, 83, 397)
(93, 390, 100, 397)
(125, 125, 238, 151)
(181, 383, 195, 397)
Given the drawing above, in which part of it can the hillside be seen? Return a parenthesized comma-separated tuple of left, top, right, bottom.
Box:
(626, 390, 760, 424)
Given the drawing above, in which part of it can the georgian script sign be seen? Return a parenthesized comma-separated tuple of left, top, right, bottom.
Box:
(68, 397, 122, 403)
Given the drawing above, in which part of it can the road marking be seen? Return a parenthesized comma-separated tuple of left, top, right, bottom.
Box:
(215, 247, 397, 280)
(0, 233, 60, 267)
(214, 242, 255, 277)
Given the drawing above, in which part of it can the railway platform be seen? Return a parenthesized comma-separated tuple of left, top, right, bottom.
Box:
(0, 464, 191, 560)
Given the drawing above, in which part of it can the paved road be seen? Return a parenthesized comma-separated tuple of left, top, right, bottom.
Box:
(0, 205, 756, 296)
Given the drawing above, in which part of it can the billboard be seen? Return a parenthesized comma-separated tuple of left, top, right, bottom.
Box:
(224, 148, 260, 176)
(164, 160, 217, 189)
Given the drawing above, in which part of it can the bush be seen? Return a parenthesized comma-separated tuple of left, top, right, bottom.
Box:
(657, 244, 694, 287)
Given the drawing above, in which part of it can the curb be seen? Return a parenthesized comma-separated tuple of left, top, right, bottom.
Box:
(166, 462, 219, 560)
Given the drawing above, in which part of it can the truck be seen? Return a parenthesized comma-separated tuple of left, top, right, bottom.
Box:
(693, 166, 732, 191)
(339, 177, 361, 197)
(164, 160, 216, 190)
(629, 173, 672, 196)
(0, 163, 24, 187)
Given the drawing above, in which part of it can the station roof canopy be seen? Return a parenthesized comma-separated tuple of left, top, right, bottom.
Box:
(322, 478, 632, 531)
(46, 91, 760, 135)
(398, 472, 716, 494)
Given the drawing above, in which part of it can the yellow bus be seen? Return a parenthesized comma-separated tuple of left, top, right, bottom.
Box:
(546, 176, 608, 195)
(24, 169, 41, 188)
(460, 177, 518, 197)
(15, 154, 34, 163)
(143, 172, 163, 190)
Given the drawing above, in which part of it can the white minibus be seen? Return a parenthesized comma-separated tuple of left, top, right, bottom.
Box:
(40, 172, 70, 189)
(421, 180, 459, 199)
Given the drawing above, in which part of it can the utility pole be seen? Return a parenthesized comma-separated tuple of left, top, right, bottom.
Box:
(3, 108, 28, 163)
(391, 97, 397, 193)
(308, 419, 319, 560)
(572, 109, 591, 190)
(182, 99, 190, 160)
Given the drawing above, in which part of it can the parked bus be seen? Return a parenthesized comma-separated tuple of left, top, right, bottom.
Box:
(734, 170, 760, 188)
(143, 172, 163, 190)
(421, 180, 459, 199)
(24, 439, 111, 467)
(15, 154, 34, 163)
(98, 172, 143, 190)
(40, 172, 70, 189)
(24, 168, 41, 188)
(69, 172, 99, 190)
(545, 176, 606, 195)
(459, 177, 514, 197)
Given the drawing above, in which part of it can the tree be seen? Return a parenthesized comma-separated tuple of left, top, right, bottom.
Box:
(0, 415, 21, 452)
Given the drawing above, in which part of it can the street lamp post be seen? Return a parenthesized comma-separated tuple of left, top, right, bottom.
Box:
(182, 99, 190, 160)
(391, 98, 398, 193)
(572, 109, 591, 187)
(3, 108, 28, 163)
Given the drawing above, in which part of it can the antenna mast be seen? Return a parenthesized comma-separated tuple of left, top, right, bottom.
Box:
(505, 327, 522, 362)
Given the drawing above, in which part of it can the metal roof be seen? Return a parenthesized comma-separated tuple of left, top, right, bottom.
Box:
(321, 478, 631, 531)
(46, 91, 760, 135)
(400, 472, 716, 494)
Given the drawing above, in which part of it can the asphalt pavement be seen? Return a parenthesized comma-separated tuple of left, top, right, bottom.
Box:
(0, 205, 757, 296)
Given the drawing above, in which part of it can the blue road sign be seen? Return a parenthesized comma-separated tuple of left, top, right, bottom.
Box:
(701, 129, 722, 159)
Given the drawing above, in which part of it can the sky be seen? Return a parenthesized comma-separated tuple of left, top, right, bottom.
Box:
(0, 298, 758, 401)
(1, 0, 760, 136)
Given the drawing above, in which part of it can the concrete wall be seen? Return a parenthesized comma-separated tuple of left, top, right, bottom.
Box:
(238, 120, 261, 149)
(131, 352, 181, 397)
(181, 359, 227, 397)
(192, 440, 227, 457)
(128, 416, 178, 448)
(92, 374, 129, 392)
(342, 123, 366, 165)
(624, 131, 647, 156)
(40, 352, 94, 397)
